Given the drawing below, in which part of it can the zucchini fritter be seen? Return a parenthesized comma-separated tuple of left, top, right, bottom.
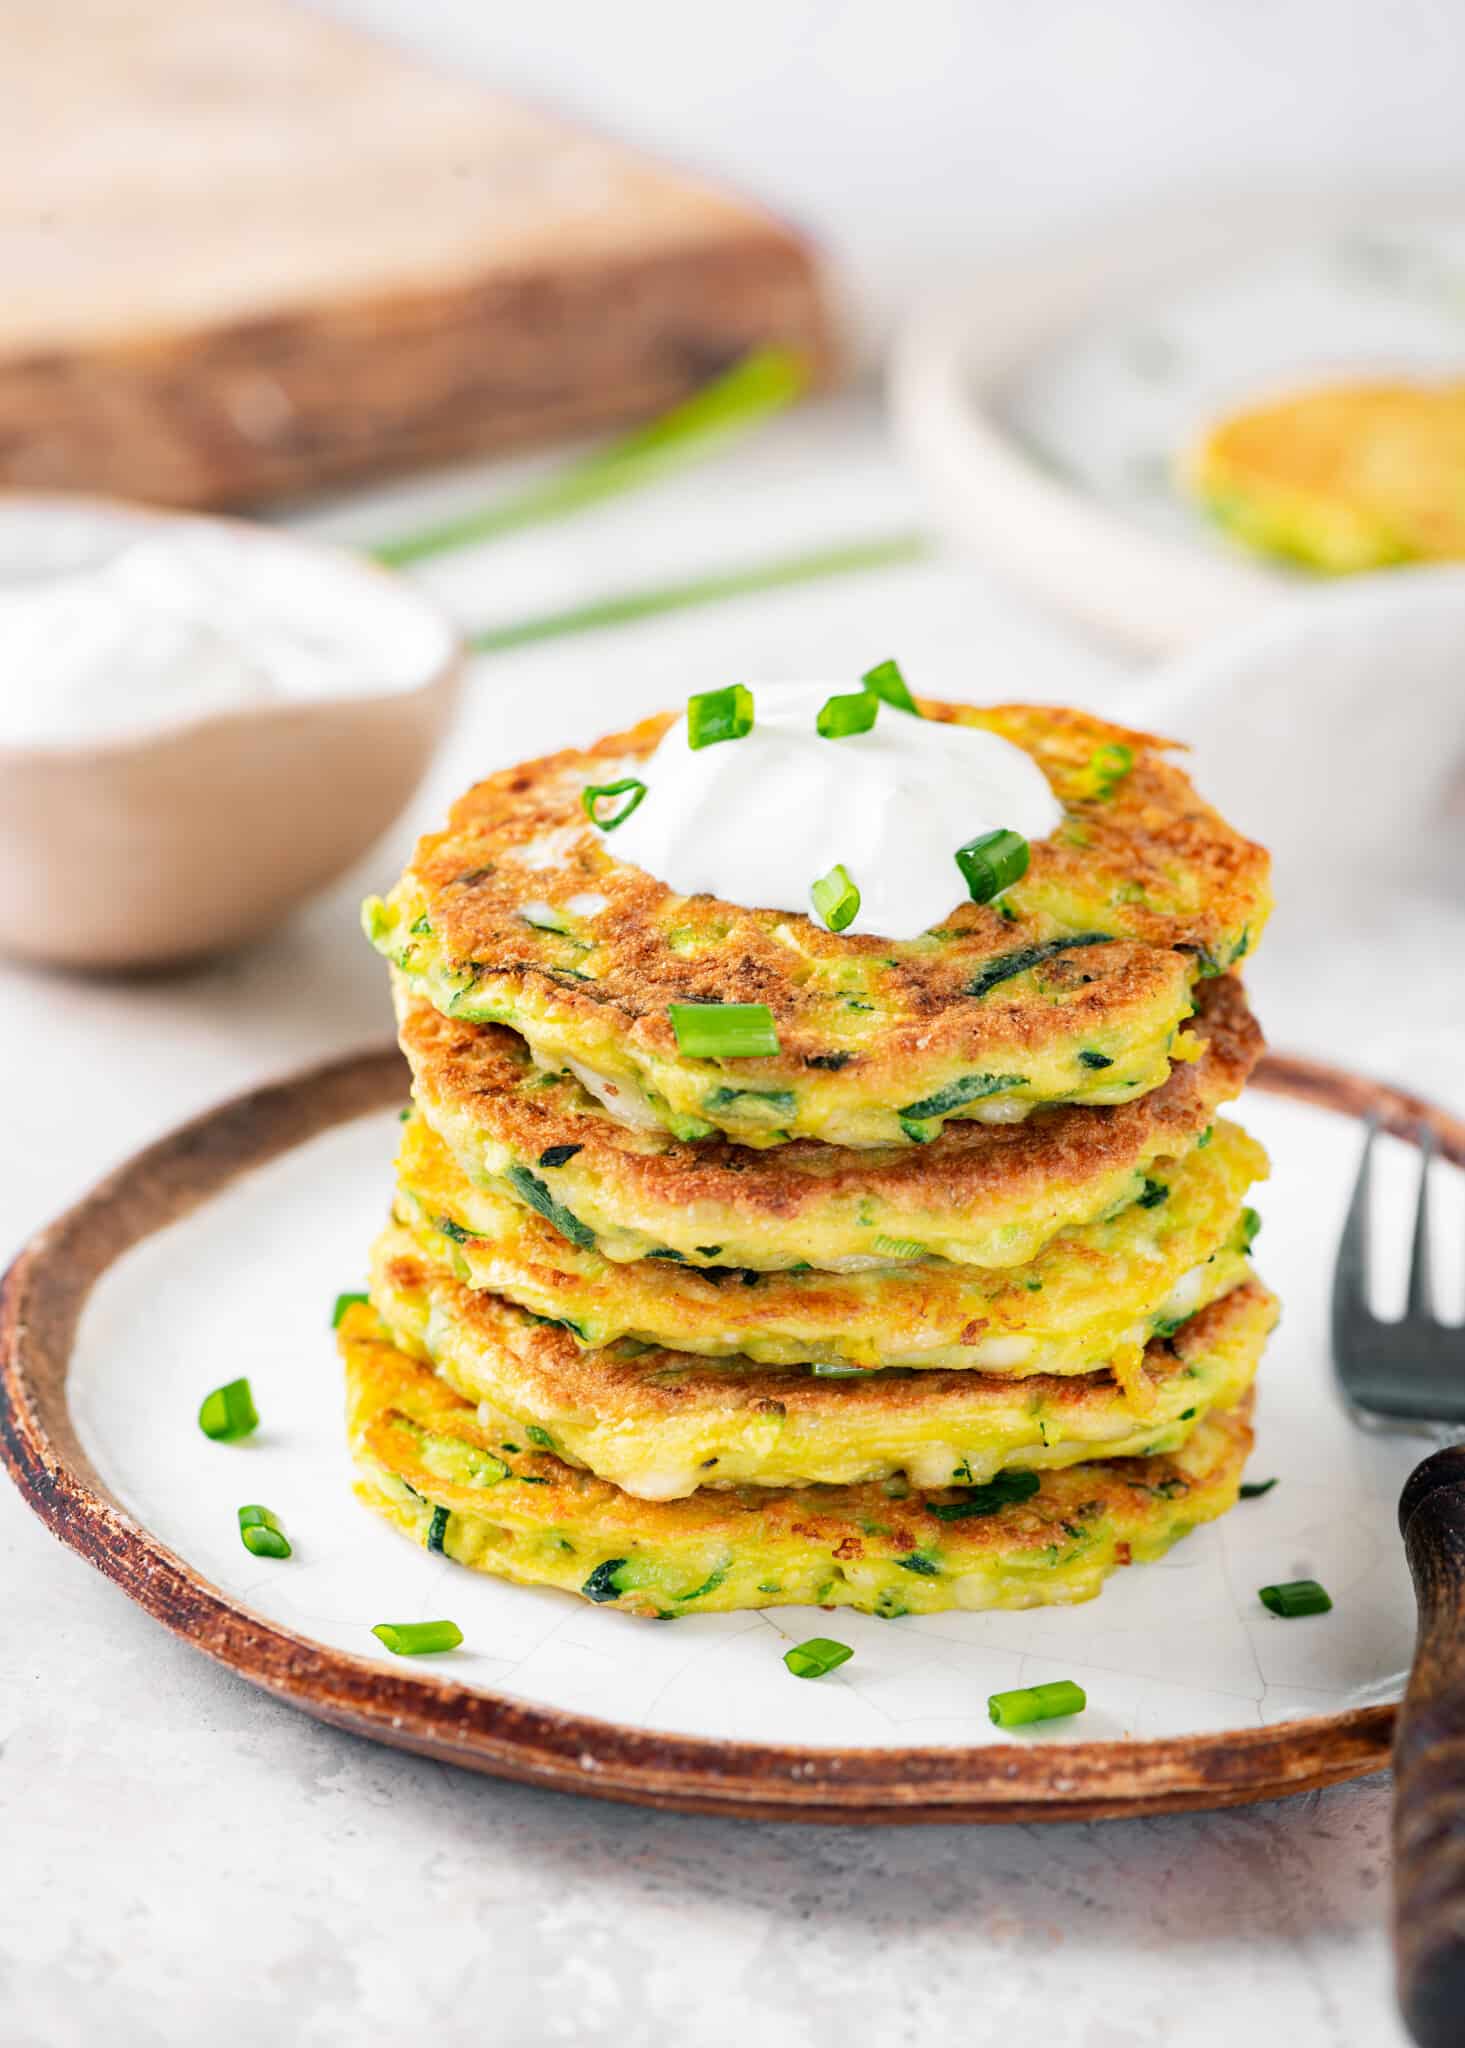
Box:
(1186, 377, 1465, 572)
(396, 970, 1261, 1271)
(367, 1229, 1271, 1498)
(365, 701, 1269, 1148)
(392, 1108, 1264, 1378)
(342, 1301, 1262, 1617)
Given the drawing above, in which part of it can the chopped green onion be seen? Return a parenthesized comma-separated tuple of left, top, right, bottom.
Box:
(1138, 1178, 1169, 1209)
(783, 1637, 854, 1680)
(1076, 742, 1134, 801)
(988, 1679, 1087, 1728)
(687, 683, 753, 749)
(582, 778, 647, 831)
(1240, 1478, 1278, 1499)
(198, 1378, 259, 1443)
(1078, 1049, 1113, 1070)
(817, 689, 878, 739)
(238, 1504, 291, 1560)
(929, 1470, 1039, 1521)
(372, 1619, 464, 1656)
(668, 1001, 780, 1058)
(331, 1291, 368, 1328)
(1259, 1579, 1331, 1618)
(955, 828, 1030, 905)
(861, 657, 919, 713)
(810, 863, 861, 933)
(1239, 1205, 1263, 1249)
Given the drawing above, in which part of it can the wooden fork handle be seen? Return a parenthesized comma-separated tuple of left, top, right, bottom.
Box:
(1394, 1445, 1465, 2047)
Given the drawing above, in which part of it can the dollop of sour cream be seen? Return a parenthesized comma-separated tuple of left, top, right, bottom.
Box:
(609, 681, 1062, 941)
(0, 521, 451, 750)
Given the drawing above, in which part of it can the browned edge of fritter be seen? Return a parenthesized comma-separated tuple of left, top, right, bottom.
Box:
(2, 1040, 1441, 1823)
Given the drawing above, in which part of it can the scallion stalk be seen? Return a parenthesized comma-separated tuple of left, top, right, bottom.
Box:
(581, 778, 647, 831)
(810, 863, 860, 933)
(238, 1504, 291, 1559)
(817, 690, 878, 739)
(667, 1002, 780, 1058)
(467, 533, 930, 654)
(955, 828, 1030, 905)
(198, 1379, 259, 1443)
(373, 347, 810, 567)
(861, 657, 919, 713)
(988, 1679, 1086, 1727)
(783, 1637, 854, 1679)
(1259, 1579, 1331, 1618)
(331, 1292, 368, 1328)
(687, 683, 753, 750)
(371, 1619, 465, 1655)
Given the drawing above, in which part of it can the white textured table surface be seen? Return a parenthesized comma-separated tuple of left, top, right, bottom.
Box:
(0, 394, 1418, 2048)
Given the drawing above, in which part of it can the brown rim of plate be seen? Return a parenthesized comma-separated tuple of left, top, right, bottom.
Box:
(0, 1039, 1433, 1825)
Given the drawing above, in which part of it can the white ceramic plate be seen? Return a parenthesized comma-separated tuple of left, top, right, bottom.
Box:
(891, 193, 1465, 652)
(2, 1042, 1449, 1819)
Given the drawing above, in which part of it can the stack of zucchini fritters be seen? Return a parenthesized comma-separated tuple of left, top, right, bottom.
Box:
(342, 699, 1276, 1620)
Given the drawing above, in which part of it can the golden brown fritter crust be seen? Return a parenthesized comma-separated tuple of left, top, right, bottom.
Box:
(368, 1220, 1271, 1495)
(1187, 377, 1465, 570)
(391, 1107, 1264, 1372)
(343, 1304, 1260, 1615)
(396, 970, 1262, 1268)
(366, 699, 1270, 1145)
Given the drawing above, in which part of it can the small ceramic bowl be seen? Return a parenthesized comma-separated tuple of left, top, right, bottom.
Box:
(0, 496, 463, 971)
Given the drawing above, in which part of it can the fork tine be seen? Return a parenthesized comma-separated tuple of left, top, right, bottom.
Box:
(1334, 1115, 1377, 1326)
(1407, 1123, 1437, 1322)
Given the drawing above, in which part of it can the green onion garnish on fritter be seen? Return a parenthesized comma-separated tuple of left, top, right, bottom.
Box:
(372, 1619, 465, 1656)
(1076, 742, 1134, 802)
(582, 777, 647, 831)
(1259, 1579, 1331, 1618)
(198, 1378, 259, 1443)
(784, 1637, 854, 1680)
(1239, 1478, 1278, 1499)
(816, 689, 878, 739)
(955, 827, 1030, 904)
(667, 1001, 780, 1058)
(861, 657, 918, 713)
(238, 1504, 291, 1559)
(331, 1291, 367, 1328)
(988, 1680, 1087, 1728)
(687, 683, 753, 749)
(810, 862, 860, 933)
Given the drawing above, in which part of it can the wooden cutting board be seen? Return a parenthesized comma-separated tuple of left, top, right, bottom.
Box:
(0, 2, 835, 509)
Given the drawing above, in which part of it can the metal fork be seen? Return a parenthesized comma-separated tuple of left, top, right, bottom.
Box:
(1334, 1117, 1465, 2048)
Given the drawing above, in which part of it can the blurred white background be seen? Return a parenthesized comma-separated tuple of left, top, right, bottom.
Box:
(320, 0, 1465, 341)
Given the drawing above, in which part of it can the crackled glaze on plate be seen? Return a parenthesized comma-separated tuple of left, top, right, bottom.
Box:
(61, 1084, 1435, 1756)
